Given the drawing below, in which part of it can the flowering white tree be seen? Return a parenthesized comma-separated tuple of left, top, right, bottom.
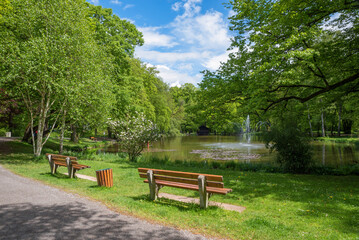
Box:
(108, 112, 159, 162)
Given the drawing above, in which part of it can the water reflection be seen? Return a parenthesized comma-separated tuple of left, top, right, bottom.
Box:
(100, 135, 359, 167)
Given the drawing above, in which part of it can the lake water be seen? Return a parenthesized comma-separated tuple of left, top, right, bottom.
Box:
(102, 135, 359, 167)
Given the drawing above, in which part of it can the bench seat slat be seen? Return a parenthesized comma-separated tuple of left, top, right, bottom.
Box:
(72, 164, 91, 170)
(143, 179, 232, 195)
(53, 161, 67, 166)
(139, 173, 224, 188)
(46, 153, 77, 160)
(138, 168, 223, 182)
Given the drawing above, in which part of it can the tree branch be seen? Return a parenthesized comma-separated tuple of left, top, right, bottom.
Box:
(268, 84, 324, 93)
(264, 72, 359, 111)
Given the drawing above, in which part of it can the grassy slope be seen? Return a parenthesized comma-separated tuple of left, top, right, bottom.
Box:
(0, 140, 358, 240)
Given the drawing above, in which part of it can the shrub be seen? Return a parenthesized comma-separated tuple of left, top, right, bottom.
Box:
(108, 112, 160, 162)
(263, 120, 313, 173)
(0, 128, 7, 137)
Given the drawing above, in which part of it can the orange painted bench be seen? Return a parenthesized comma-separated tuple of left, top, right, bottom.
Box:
(46, 153, 90, 178)
(138, 168, 232, 208)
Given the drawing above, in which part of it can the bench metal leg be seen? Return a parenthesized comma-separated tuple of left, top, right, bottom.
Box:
(147, 170, 158, 200)
(198, 175, 209, 209)
(47, 155, 55, 174)
(54, 165, 58, 174)
(66, 157, 74, 178)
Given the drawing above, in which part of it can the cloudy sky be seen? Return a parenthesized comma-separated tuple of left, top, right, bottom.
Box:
(88, 0, 235, 87)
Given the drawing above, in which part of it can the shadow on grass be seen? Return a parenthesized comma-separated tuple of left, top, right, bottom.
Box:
(226, 172, 359, 235)
(131, 194, 220, 212)
(39, 172, 70, 179)
(0, 202, 194, 240)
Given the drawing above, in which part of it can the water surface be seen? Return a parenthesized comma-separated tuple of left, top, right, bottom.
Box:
(102, 135, 359, 167)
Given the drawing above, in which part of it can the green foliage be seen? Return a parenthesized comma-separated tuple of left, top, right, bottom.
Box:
(264, 119, 313, 173)
(0, 127, 7, 137)
(108, 112, 160, 161)
(0, 0, 114, 155)
(169, 83, 203, 134)
(198, 0, 359, 136)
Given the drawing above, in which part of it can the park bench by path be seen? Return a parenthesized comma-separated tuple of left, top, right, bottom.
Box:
(46, 153, 90, 178)
(138, 168, 232, 208)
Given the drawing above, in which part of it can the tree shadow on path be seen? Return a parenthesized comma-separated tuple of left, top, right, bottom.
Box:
(0, 202, 203, 240)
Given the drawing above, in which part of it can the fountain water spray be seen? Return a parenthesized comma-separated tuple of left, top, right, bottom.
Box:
(245, 115, 250, 133)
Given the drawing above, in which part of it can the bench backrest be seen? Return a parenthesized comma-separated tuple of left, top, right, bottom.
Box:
(138, 168, 224, 188)
(46, 153, 78, 164)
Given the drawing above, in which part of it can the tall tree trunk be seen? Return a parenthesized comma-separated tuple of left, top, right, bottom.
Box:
(321, 111, 325, 137)
(306, 103, 313, 137)
(107, 127, 112, 138)
(320, 100, 325, 137)
(35, 95, 46, 157)
(337, 102, 342, 137)
(59, 110, 67, 154)
(71, 124, 79, 143)
(94, 128, 97, 136)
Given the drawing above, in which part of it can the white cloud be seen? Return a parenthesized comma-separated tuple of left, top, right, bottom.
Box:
(135, 0, 233, 85)
(203, 48, 237, 71)
(136, 48, 210, 63)
(178, 63, 193, 71)
(228, 9, 236, 18)
(180, 0, 202, 18)
(155, 65, 202, 86)
(110, 0, 121, 5)
(172, 10, 231, 50)
(123, 4, 134, 10)
(138, 27, 177, 48)
(89, 0, 99, 5)
(122, 18, 135, 24)
(203, 53, 228, 71)
(172, 2, 182, 12)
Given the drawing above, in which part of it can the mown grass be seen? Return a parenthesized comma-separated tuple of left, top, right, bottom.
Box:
(42, 133, 110, 153)
(1, 140, 358, 239)
(315, 136, 359, 144)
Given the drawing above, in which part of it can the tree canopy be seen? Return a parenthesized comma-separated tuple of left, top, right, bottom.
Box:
(202, 0, 358, 112)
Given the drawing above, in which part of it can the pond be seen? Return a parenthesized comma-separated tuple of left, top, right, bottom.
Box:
(101, 135, 359, 167)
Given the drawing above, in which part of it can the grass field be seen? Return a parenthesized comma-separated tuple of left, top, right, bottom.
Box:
(1, 140, 358, 239)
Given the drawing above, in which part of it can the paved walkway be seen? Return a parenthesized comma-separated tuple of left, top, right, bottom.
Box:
(0, 165, 208, 240)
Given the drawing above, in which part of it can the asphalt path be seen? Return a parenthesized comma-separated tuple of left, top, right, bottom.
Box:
(0, 165, 208, 240)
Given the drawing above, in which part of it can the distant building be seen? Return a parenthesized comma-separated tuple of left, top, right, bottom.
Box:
(197, 125, 210, 135)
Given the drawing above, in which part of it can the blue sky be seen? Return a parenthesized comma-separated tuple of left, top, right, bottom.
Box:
(88, 0, 235, 86)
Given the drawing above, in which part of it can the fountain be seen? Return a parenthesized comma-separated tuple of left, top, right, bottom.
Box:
(244, 115, 250, 133)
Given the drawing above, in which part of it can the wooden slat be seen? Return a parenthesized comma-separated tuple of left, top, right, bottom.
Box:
(46, 153, 77, 160)
(53, 162, 67, 167)
(139, 173, 224, 188)
(138, 168, 223, 182)
(72, 164, 90, 170)
(143, 179, 231, 195)
(51, 158, 79, 165)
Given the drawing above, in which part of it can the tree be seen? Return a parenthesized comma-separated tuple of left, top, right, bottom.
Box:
(202, 0, 358, 116)
(108, 112, 159, 162)
(0, 0, 111, 156)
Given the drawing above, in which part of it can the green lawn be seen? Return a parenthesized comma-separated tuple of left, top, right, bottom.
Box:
(1, 140, 358, 239)
(314, 136, 359, 144)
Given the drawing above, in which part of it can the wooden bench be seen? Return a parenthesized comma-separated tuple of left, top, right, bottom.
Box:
(46, 153, 90, 178)
(138, 168, 232, 208)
